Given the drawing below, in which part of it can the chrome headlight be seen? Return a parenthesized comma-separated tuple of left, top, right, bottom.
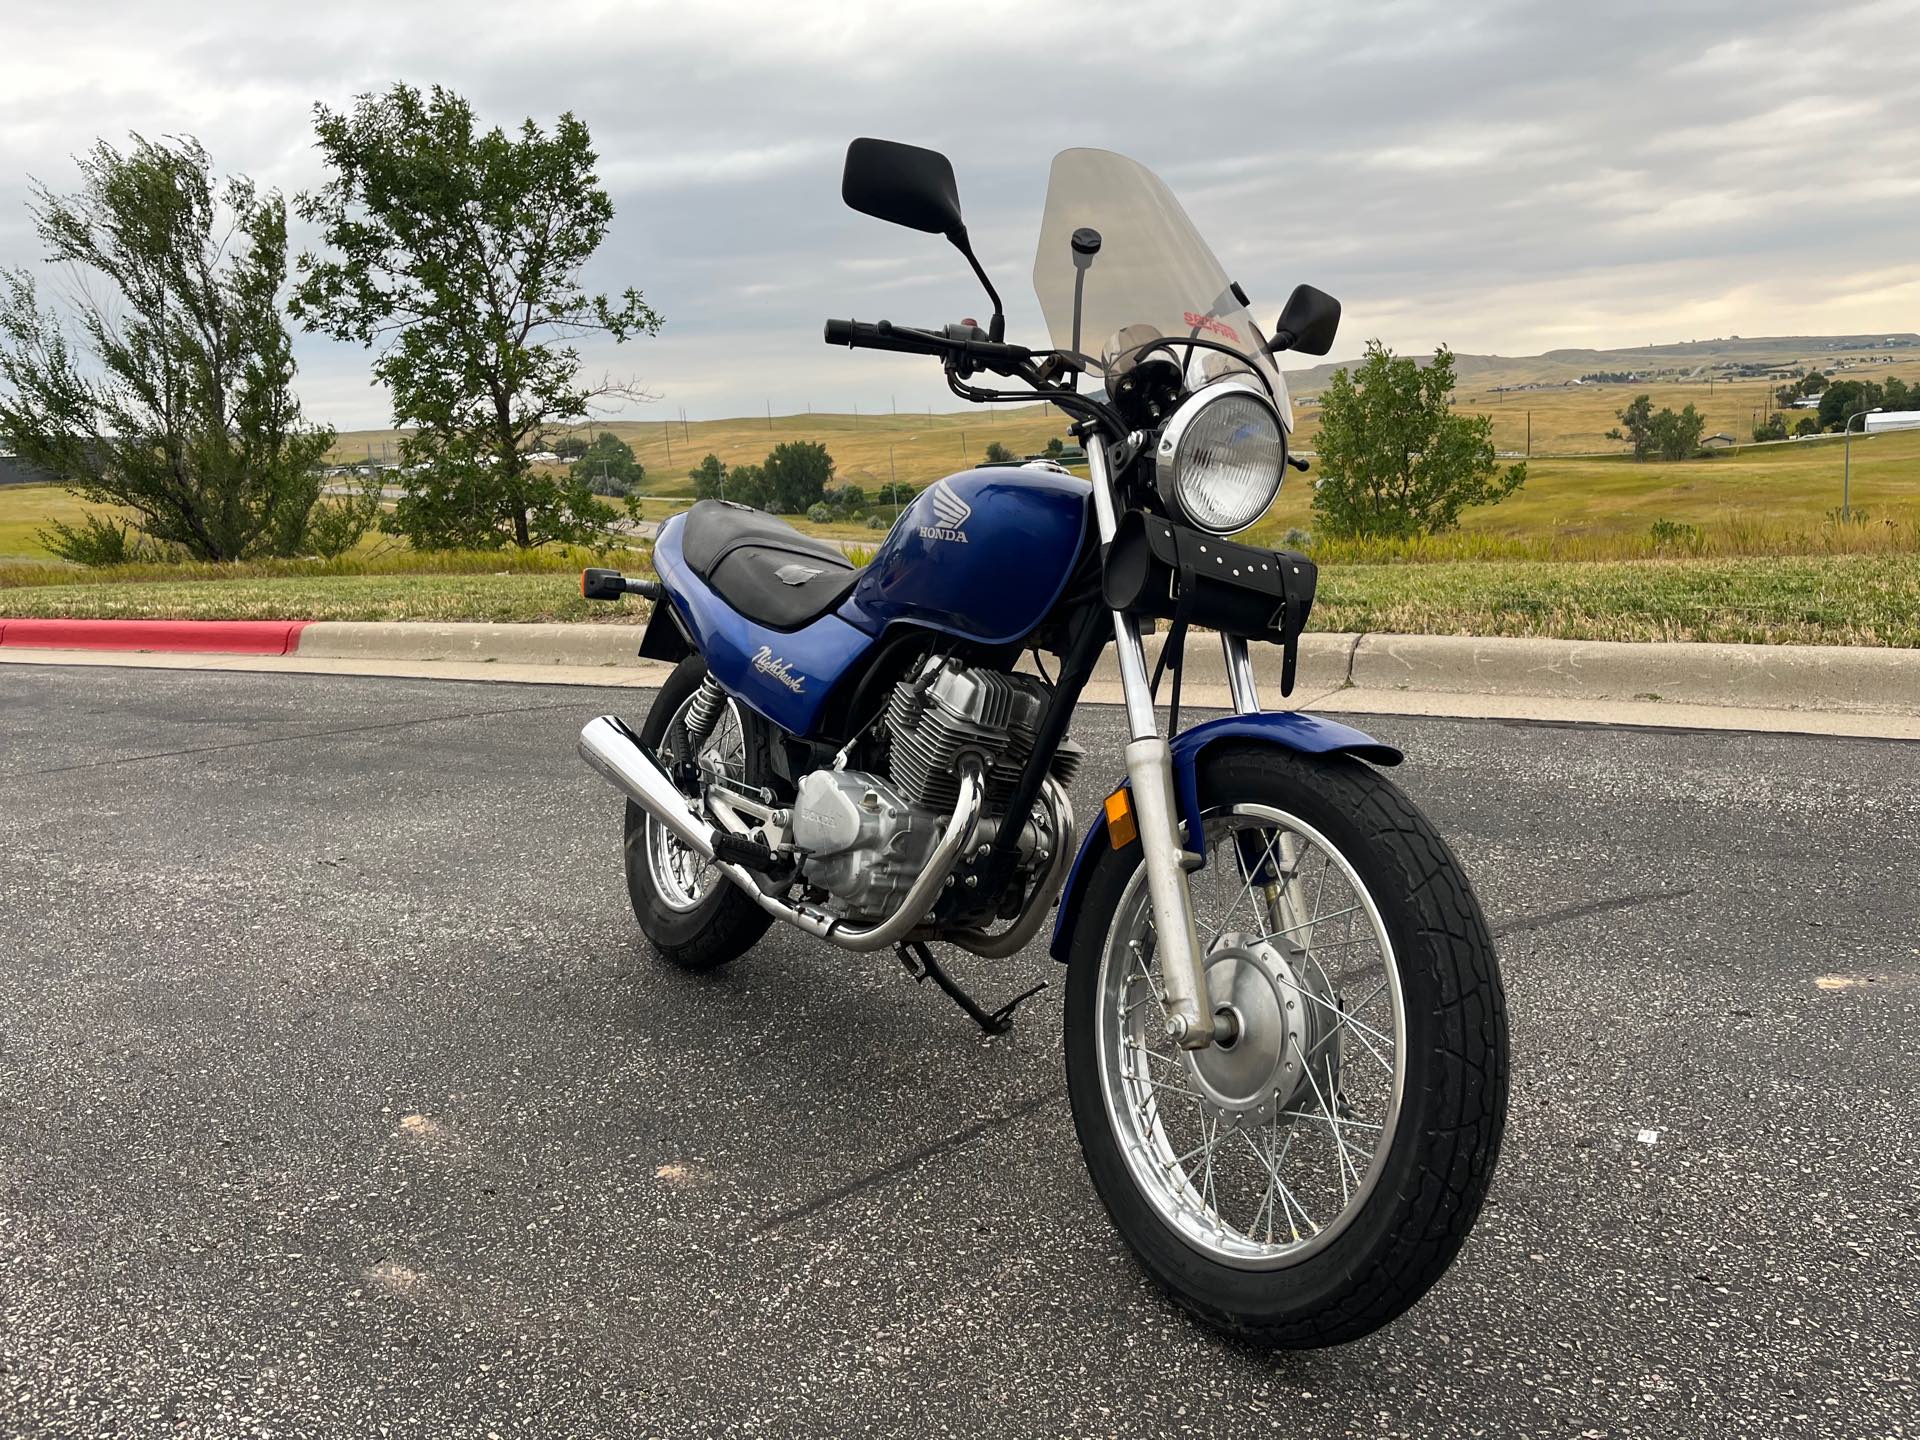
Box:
(1153, 379, 1286, 536)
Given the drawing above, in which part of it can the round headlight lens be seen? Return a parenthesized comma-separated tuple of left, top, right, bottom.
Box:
(1155, 382, 1285, 535)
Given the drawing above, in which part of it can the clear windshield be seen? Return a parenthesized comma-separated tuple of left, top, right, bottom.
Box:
(1033, 149, 1291, 429)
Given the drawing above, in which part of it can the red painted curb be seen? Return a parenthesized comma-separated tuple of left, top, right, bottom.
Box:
(0, 618, 310, 656)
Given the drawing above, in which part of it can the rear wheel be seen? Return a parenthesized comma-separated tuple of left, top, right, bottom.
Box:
(623, 657, 772, 970)
(1063, 744, 1508, 1348)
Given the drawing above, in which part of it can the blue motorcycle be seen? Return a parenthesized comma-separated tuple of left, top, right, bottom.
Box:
(579, 140, 1509, 1347)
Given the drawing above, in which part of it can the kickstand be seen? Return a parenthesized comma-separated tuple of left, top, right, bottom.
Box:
(897, 940, 1048, 1036)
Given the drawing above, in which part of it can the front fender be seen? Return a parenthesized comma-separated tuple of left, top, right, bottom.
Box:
(1047, 711, 1401, 961)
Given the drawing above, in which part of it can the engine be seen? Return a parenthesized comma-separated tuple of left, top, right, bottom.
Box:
(787, 657, 1080, 921)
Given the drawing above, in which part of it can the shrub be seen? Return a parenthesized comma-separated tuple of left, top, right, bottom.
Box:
(1648, 518, 1706, 554)
(866, 514, 887, 529)
(805, 501, 833, 524)
(36, 513, 160, 566)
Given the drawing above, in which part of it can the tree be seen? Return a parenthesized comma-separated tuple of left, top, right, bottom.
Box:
(983, 440, 1017, 463)
(761, 440, 833, 513)
(1044, 436, 1065, 458)
(689, 452, 727, 501)
(725, 462, 770, 511)
(1613, 395, 1704, 459)
(1612, 394, 1656, 458)
(572, 432, 643, 495)
(1753, 412, 1787, 442)
(1818, 380, 1882, 433)
(824, 481, 866, 516)
(553, 434, 589, 460)
(1885, 376, 1911, 411)
(1651, 403, 1706, 459)
(1310, 341, 1525, 539)
(0, 134, 345, 562)
(1794, 415, 1820, 437)
(292, 83, 662, 548)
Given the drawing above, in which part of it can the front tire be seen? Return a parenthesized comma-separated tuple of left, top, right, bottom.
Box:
(623, 657, 773, 971)
(1063, 743, 1508, 1348)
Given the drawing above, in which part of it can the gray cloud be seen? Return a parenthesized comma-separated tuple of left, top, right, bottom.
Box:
(1, 0, 1914, 429)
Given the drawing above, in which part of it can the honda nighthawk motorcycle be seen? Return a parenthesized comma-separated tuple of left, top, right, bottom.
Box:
(577, 140, 1508, 1348)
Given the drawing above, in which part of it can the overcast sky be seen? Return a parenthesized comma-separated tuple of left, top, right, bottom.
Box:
(2, 0, 1916, 429)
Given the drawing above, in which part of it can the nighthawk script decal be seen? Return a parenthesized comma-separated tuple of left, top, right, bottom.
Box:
(751, 645, 806, 692)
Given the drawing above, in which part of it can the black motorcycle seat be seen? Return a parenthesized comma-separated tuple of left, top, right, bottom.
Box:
(679, 499, 860, 631)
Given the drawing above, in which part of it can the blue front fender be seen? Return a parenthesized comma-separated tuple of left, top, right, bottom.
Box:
(1047, 711, 1402, 961)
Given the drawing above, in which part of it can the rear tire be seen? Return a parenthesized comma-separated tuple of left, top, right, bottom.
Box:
(623, 657, 773, 971)
(1063, 744, 1508, 1348)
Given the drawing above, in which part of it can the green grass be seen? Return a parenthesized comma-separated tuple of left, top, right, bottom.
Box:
(7, 551, 1915, 647)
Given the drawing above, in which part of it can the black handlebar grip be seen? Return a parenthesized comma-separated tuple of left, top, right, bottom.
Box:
(823, 318, 854, 346)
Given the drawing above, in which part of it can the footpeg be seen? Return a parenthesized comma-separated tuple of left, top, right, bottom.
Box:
(710, 829, 791, 879)
(897, 940, 1047, 1036)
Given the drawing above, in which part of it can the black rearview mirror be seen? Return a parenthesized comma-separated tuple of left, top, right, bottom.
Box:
(842, 137, 965, 236)
(1268, 284, 1341, 357)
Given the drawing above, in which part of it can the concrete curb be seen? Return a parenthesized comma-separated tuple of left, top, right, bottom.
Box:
(4, 616, 1918, 719)
(294, 620, 645, 668)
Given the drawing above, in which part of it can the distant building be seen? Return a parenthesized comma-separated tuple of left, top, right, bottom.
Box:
(1699, 433, 1736, 449)
(0, 454, 55, 487)
(1865, 410, 1920, 433)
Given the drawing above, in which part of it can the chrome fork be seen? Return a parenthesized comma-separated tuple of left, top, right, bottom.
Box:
(1088, 434, 1218, 1050)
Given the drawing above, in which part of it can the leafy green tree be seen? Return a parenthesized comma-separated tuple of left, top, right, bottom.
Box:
(824, 481, 866, 516)
(1648, 403, 1706, 460)
(292, 83, 661, 548)
(761, 440, 833, 513)
(553, 434, 590, 460)
(572, 432, 643, 495)
(1794, 415, 1820, 437)
(1881, 376, 1911, 412)
(0, 134, 344, 562)
(1613, 394, 1704, 460)
(725, 461, 770, 511)
(1753, 412, 1787, 442)
(1311, 341, 1524, 539)
(1801, 369, 1828, 394)
(983, 440, 1017, 463)
(1044, 436, 1065, 458)
(1612, 394, 1656, 458)
(689, 452, 727, 501)
(1818, 380, 1882, 432)
(874, 479, 915, 509)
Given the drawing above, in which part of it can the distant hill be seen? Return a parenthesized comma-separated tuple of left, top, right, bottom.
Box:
(1283, 333, 1920, 397)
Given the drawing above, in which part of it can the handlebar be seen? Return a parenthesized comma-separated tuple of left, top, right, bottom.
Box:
(823, 317, 1033, 374)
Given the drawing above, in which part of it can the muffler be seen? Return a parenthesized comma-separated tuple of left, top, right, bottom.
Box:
(578, 715, 717, 860)
(577, 714, 985, 954)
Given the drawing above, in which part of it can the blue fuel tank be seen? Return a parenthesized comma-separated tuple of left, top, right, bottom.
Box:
(840, 466, 1091, 646)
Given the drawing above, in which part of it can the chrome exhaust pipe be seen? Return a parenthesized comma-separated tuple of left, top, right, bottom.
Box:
(577, 714, 986, 955)
(578, 716, 717, 860)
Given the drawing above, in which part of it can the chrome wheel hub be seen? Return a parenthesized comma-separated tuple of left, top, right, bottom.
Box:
(1186, 932, 1341, 1128)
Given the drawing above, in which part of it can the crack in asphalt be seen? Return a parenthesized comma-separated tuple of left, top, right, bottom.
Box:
(2, 701, 587, 780)
(1492, 885, 1697, 939)
(748, 1086, 1063, 1236)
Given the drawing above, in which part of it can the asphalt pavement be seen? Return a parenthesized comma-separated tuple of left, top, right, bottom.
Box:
(1, 666, 1915, 1438)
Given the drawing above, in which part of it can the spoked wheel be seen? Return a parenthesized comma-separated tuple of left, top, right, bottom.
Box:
(1064, 743, 1508, 1348)
(623, 657, 772, 969)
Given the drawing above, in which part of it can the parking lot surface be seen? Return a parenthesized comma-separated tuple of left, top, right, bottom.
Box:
(2, 665, 1915, 1437)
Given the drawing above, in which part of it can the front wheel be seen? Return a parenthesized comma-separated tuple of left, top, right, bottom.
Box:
(1063, 743, 1508, 1348)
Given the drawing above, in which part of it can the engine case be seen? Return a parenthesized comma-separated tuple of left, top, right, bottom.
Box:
(790, 768, 941, 920)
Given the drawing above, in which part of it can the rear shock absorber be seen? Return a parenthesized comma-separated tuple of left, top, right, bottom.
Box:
(682, 676, 727, 751)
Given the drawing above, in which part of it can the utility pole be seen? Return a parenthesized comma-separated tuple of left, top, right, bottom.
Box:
(1526, 411, 1531, 459)
(767, 400, 773, 433)
(663, 421, 671, 466)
